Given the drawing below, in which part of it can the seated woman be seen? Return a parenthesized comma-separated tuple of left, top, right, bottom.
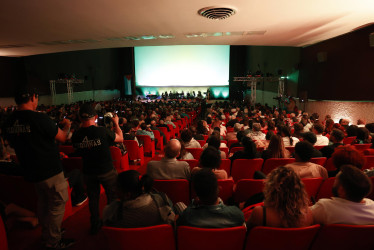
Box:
(329, 145, 366, 177)
(181, 129, 201, 148)
(261, 135, 291, 160)
(192, 146, 228, 179)
(279, 126, 299, 147)
(247, 166, 313, 228)
(202, 133, 226, 159)
(177, 139, 194, 160)
(230, 137, 259, 162)
(103, 170, 174, 228)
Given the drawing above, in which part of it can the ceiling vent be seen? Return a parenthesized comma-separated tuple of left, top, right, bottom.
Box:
(198, 7, 236, 20)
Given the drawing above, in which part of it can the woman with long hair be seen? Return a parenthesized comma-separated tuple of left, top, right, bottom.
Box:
(247, 166, 313, 228)
(261, 135, 291, 160)
(279, 126, 299, 147)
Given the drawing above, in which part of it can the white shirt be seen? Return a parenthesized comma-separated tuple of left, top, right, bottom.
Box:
(315, 134, 329, 146)
(282, 136, 299, 147)
(185, 138, 201, 148)
(311, 197, 374, 225)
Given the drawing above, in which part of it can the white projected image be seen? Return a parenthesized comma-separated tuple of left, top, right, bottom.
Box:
(135, 45, 229, 86)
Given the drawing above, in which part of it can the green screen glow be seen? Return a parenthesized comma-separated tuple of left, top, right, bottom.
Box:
(135, 45, 230, 87)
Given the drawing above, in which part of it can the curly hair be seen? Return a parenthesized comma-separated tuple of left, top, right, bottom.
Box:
(264, 166, 309, 227)
(332, 145, 366, 170)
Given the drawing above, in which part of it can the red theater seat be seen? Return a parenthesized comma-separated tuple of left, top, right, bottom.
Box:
(262, 158, 295, 175)
(302, 178, 323, 202)
(245, 225, 321, 250)
(123, 140, 144, 165)
(102, 224, 175, 250)
(0, 216, 8, 250)
(310, 224, 374, 250)
(153, 179, 190, 204)
(233, 179, 265, 203)
(110, 146, 129, 173)
(136, 135, 155, 157)
(316, 177, 336, 201)
(152, 130, 164, 151)
(231, 159, 264, 182)
(309, 157, 327, 166)
(177, 226, 246, 250)
(179, 159, 199, 171)
(185, 148, 203, 159)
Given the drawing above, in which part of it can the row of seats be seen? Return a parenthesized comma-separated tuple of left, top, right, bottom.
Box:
(151, 175, 374, 205)
(102, 223, 374, 250)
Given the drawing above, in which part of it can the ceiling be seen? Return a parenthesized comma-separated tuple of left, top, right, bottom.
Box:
(1, 0, 374, 57)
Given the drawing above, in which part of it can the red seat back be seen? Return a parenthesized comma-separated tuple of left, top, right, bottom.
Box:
(230, 147, 244, 154)
(0, 216, 7, 250)
(363, 155, 374, 170)
(245, 225, 321, 250)
(110, 146, 129, 173)
(314, 145, 325, 150)
(219, 147, 228, 158)
(353, 144, 372, 152)
(227, 140, 239, 148)
(102, 224, 175, 250)
(285, 146, 295, 154)
(152, 130, 164, 151)
(324, 157, 336, 171)
(123, 140, 144, 165)
(220, 159, 231, 176)
(310, 224, 374, 250)
(309, 157, 327, 166)
(316, 177, 336, 201)
(177, 226, 246, 250)
(302, 178, 323, 201)
(153, 179, 190, 204)
(231, 159, 264, 182)
(233, 179, 265, 203)
(197, 140, 206, 147)
(178, 159, 199, 171)
(343, 136, 356, 145)
(262, 158, 295, 175)
(158, 126, 171, 141)
(136, 135, 155, 157)
(364, 149, 374, 155)
(203, 135, 209, 141)
(185, 148, 204, 159)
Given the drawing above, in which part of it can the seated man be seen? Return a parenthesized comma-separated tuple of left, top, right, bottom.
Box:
(247, 123, 266, 141)
(122, 124, 139, 146)
(312, 123, 329, 146)
(177, 169, 244, 228)
(285, 141, 328, 179)
(320, 129, 345, 158)
(300, 132, 323, 158)
(311, 165, 374, 224)
(146, 139, 190, 180)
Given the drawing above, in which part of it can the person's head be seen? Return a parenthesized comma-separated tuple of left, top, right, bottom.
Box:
(192, 169, 218, 205)
(268, 134, 286, 158)
(164, 139, 181, 159)
(233, 123, 242, 132)
(356, 127, 370, 143)
(346, 125, 359, 137)
(207, 134, 220, 150)
(266, 130, 275, 140)
(140, 122, 147, 130)
(252, 123, 261, 132)
(332, 145, 366, 170)
(117, 170, 153, 200)
(301, 132, 317, 145)
(242, 137, 257, 156)
(293, 123, 304, 134)
(15, 87, 39, 109)
(264, 166, 309, 227)
(79, 103, 97, 121)
(199, 146, 221, 170)
(294, 141, 315, 162)
(312, 123, 324, 135)
(236, 130, 245, 142)
(180, 129, 193, 143)
(333, 165, 372, 202)
(122, 124, 132, 133)
(330, 129, 345, 143)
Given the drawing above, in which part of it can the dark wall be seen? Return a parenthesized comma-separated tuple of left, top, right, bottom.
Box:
(23, 47, 133, 96)
(229, 46, 301, 101)
(300, 24, 374, 101)
(0, 57, 27, 97)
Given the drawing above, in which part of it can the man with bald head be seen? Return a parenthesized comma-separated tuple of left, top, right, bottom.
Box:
(146, 139, 191, 180)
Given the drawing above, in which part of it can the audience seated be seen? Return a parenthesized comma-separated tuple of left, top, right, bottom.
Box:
(230, 137, 259, 162)
(312, 124, 329, 146)
(181, 129, 201, 148)
(103, 170, 175, 227)
(284, 141, 328, 180)
(320, 129, 345, 158)
(311, 165, 374, 225)
(247, 166, 313, 228)
(261, 134, 291, 160)
(300, 132, 323, 158)
(192, 146, 228, 179)
(177, 169, 244, 228)
(203, 133, 226, 159)
(147, 139, 191, 180)
(177, 140, 194, 160)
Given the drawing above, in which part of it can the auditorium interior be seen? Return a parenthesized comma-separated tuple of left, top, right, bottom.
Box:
(2, 0, 374, 249)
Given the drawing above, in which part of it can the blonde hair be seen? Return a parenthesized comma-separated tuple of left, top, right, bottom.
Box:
(264, 166, 309, 227)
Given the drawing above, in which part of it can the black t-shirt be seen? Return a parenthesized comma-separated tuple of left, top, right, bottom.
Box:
(72, 126, 115, 175)
(3, 110, 62, 182)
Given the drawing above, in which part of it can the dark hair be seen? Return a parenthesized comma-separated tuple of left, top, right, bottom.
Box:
(122, 124, 132, 133)
(332, 145, 366, 170)
(295, 141, 314, 162)
(313, 123, 324, 134)
(266, 130, 275, 140)
(196, 120, 208, 135)
(301, 132, 317, 145)
(242, 137, 257, 158)
(338, 165, 372, 202)
(15, 87, 38, 105)
(279, 126, 293, 145)
(236, 130, 245, 142)
(331, 129, 345, 142)
(346, 125, 359, 137)
(180, 129, 193, 143)
(267, 135, 287, 158)
(356, 127, 370, 143)
(207, 134, 221, 150)
(140, 122, 147, 130)
(117, 170, 153, 199)
(192, 169, 218, 205)
(199, 146, 221, 169)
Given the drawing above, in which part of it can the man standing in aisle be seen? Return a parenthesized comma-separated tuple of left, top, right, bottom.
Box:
(3, 87, 74, 249)
(72, 103, 123, 234)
